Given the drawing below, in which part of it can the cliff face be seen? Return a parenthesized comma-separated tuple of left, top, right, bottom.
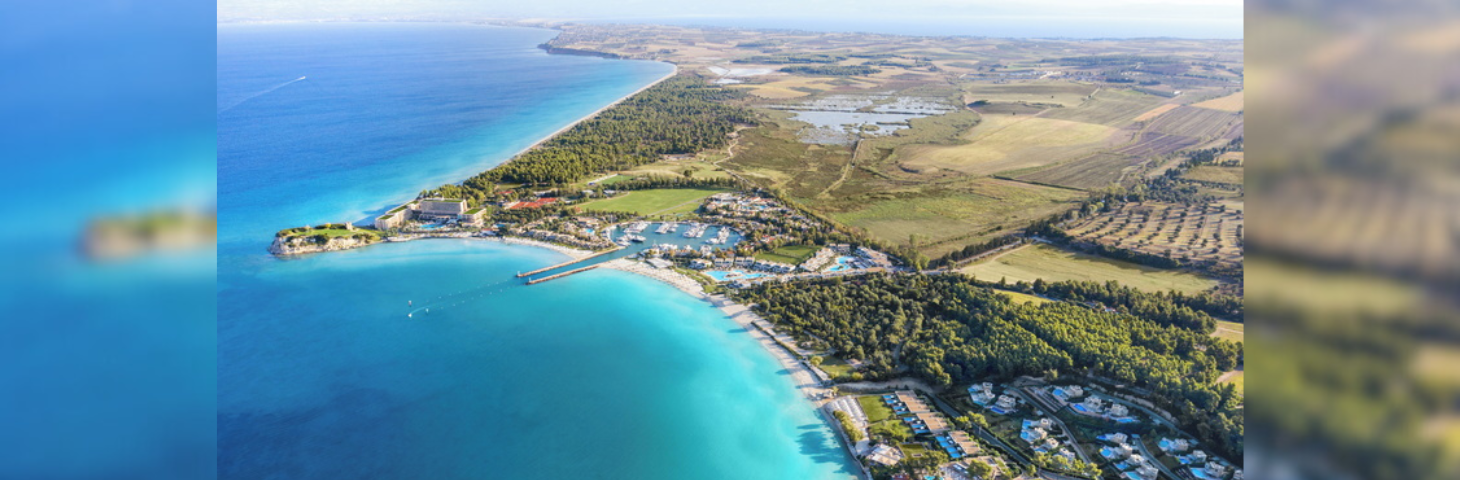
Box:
(268, 235, 378, 255)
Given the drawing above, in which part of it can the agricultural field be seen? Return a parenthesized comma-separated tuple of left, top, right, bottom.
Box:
(1062, 201, 1244, 268)
(1017, 153, 1143, 190)
(1183, 165, 1244, 185)
(1145, 106, 1243, 140)
(1042, 89, 1168, 127)
(1132, 103, 1180, 122)
(820, 178, 1085, 257)
(897, 115, 1120, 176)
(962, 243, 1218, 294)
(577, 187, 732, 215)
(1193, 90, 1245, 112)
(960, 81, 1100, 108)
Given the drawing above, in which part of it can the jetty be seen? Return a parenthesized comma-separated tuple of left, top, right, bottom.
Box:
(516, 246, 623, 278)
(525, 265, 601, 285)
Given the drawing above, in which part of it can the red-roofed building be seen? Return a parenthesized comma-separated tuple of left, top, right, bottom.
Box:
(506, 197, 560, 210)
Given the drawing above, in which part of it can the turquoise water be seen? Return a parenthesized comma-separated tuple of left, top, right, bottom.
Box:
(218, 23, 855, 479)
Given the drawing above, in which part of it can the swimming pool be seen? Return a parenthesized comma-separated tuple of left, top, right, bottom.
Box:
(704, 270, 766, 282)
(826, 256, 855, 272)
(418, 223, 444, 230)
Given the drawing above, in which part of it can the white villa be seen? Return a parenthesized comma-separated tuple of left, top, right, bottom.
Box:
(1102, 442, 1135, 460)
(969, 383, 997, 406)
(1020, 427, 1047, 443)
(1080, 396, 1106, 413)
(1108, 404, 1130, 417)
(1052, 385, 1086, 402)
(1161, 438, 1191, 453)
(995, 394, 1018, 411)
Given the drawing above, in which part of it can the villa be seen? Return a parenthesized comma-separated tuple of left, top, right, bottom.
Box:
(1020, 427, 1047, 443)
(993, 394, 1018, 414)
(1191, 460, 1230, 480)
(968, 383, 996, 406)
(1101, 442, 1135, 460)
(1051, 385, 1085, 402)
(1180, 450, 1209, 465)
(1160, 437, 1191, 453)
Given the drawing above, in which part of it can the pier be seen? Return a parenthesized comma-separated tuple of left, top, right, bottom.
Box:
(516, 246, 623, 278)
(525, 265, 602, 285)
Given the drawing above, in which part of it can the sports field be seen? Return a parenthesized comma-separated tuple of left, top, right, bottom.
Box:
(754, 244, 821, 265)
(961, 243, 1217, 293)
(578, 188, 731, 215)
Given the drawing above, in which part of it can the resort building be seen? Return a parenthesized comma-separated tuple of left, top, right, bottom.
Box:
(800, 247, 837, 272)
(690, 259, 712, 269)
(374, 198, 483, 230)
(416, 198, 468, 221)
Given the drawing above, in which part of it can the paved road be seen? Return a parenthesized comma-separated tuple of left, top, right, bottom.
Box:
(1015, 386, 1095, 465)
(1131, 434, 1182, 480)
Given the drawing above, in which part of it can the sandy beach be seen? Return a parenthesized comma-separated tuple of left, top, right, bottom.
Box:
(495, 236, 596, 259)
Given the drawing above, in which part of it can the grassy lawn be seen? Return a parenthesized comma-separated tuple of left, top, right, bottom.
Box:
(754, 244, 821, 265)
(578, 188, 732, 216)
(996, 289, 1053, 305)
(817, 355, 854, 379)
(1214, 320, 1245, 343)
(859, 395, 895, 423)
(900, 442, 932, 459)
(279, 226, 379, 240)
(962, 244, 1217, 294)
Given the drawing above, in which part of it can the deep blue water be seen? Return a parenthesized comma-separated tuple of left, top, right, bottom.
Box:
(218, 23, 856, 479)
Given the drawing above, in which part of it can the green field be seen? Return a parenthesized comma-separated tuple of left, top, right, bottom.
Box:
(626, 160, 733, 180)
(859, 395, 895, 423)
(1214, 319, 1245, 343)
(817, 355, 854, 379)
(578, 188, 732, 215)
(278, 225, 379, 240)
(825, 179, 1083, 257)
(754, 244, 821, 265)
(962, 243, 1217, 294)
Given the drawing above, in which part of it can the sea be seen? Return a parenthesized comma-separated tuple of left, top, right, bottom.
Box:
(217, 22, 858, 479)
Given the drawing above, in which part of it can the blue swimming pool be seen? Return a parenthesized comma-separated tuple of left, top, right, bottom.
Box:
(418, 223, 444, 230)
(704, 270, 766, 282)
(826, 256, 855, 272)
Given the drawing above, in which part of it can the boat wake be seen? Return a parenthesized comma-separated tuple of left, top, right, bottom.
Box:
(405, 278, 515, 318)
(219, 76, 308, 113)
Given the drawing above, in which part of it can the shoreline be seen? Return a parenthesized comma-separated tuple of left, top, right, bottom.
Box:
(596, 259, 837, 406)
(485, 64, 679, 176)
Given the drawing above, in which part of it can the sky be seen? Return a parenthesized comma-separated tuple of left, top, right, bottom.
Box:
(218, 0, 1244, 39)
